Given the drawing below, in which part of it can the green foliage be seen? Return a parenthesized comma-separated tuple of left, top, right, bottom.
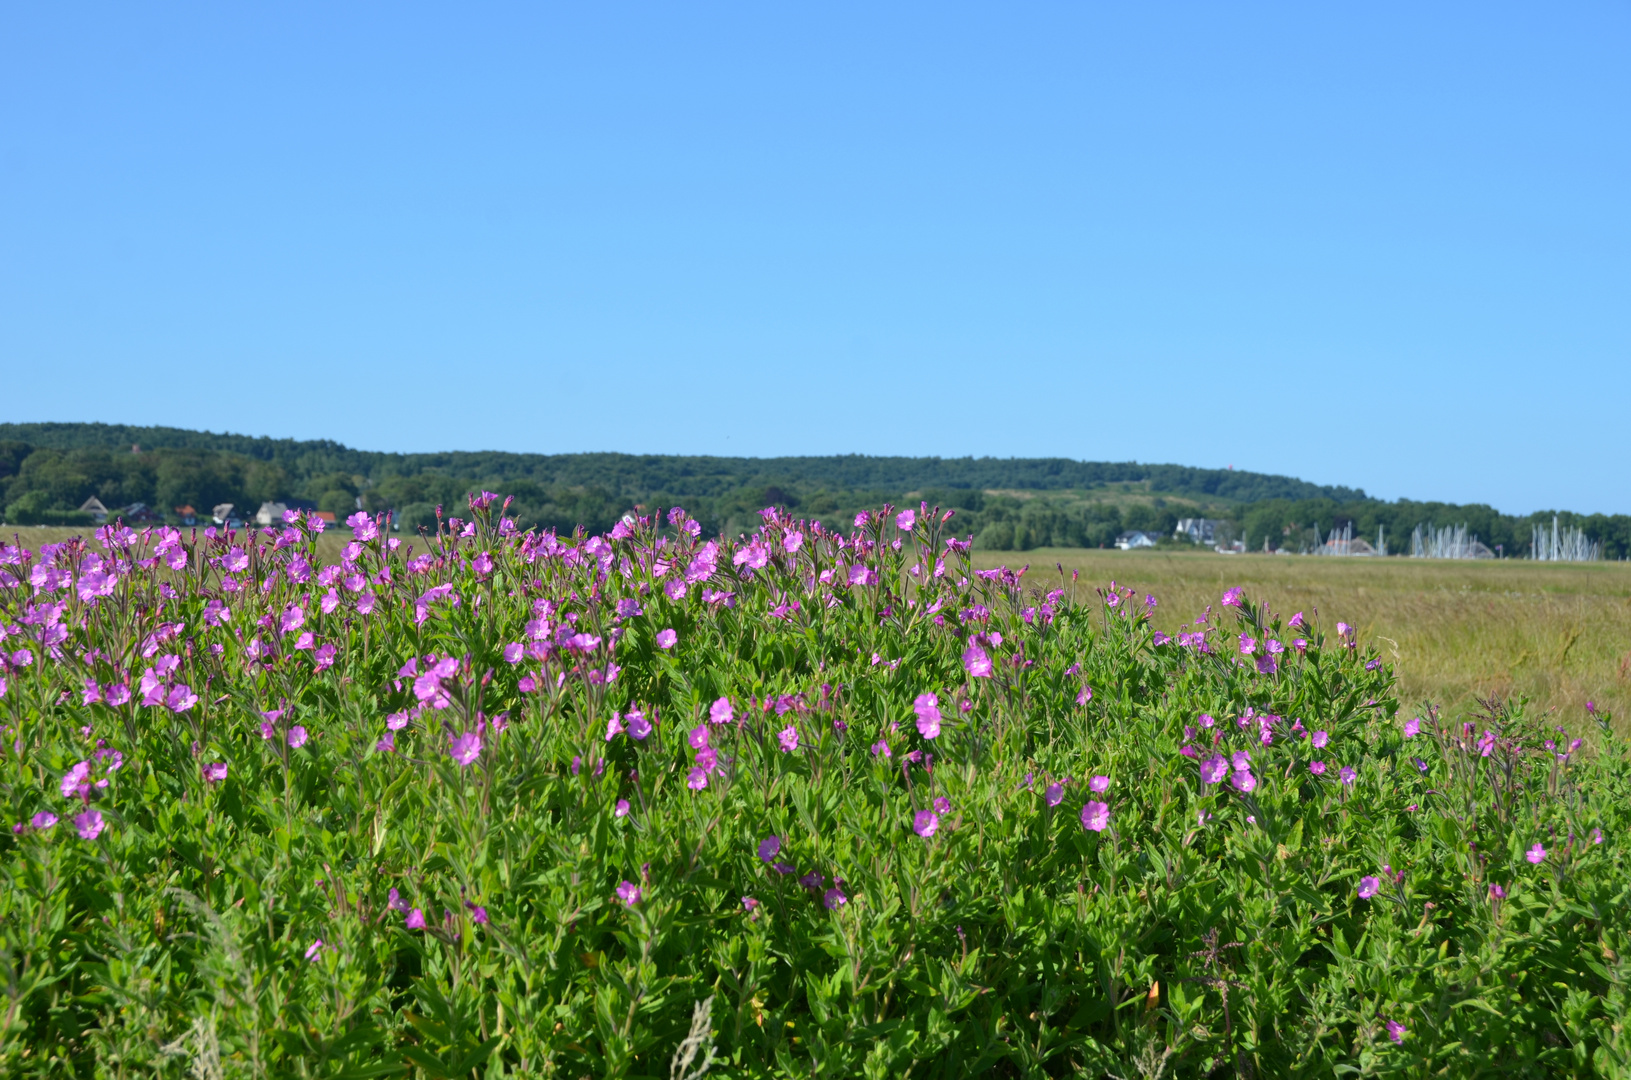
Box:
(0, 505, 1626, 1077)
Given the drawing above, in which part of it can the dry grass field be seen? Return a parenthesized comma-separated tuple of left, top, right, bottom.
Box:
(975, 547, 1631, 734)
(8, 526, 1627, 733)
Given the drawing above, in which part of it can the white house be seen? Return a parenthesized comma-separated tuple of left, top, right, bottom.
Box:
(1115, 530, 1159, 550)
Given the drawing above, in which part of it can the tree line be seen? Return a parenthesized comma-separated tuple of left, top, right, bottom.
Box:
(1, 423, 1624, 558)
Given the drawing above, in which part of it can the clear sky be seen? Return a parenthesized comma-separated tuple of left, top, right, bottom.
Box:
(2, 4, 1626, 514)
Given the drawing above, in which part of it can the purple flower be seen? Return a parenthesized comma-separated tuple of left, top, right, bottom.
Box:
(1357, 876, 1379, 899)
(1488, 883, 1506, 900)
(305, 939, 325, 962)
(1089, 775, 1110, 793)
(896, 509, 916, 530)
(758, 835, 782, 862)
(74, 808, 105, 840)
(914, 693, 941, 739)
(1221, 587, 1243, 608)
(31, 811, 57, 829)
(388, 888, 409, 913)
(61, 761, 92, 799)
(871, 739, 891, 758)
(466, 902, 489, 925)
(933, 796, 951, 814)
(287, 726, 308, 749)
(1386, 1019, 1406, 1044)
(1403, 718, 1421, 737)
(687, 767, 709, 790)
(823, 885, 848, 910)
(405, 908, 426, 929)
(710, 697, 734, 724)
(1044, 782, 1065, 807)
(605, 715, 625, 741)
(962, 643, 993, 678)
(166, 684, 198, 713)
(202, 762, 228, 784)
(1199, 756, 1228, 784)
(614, 799, 630, 818)
(1239, 633, 1256, 655)
(1230, 770, 1257, 793)
(656, 628, 678, 650)
(503, 643, 524, 664)
(1339, 766, 1356, 785)
(742, 896, 760, 913)
(450, 730, 482, 766)
(777, 725, 799, 753)
(914, 810, 939, 837)
(1526, 843, 1546, 864)
(1311, 730, 1329, 749)
(688, 724, 710, 750)
(1080, 801, 1110, 832)
(626, 709, 652, 740)
(616, 880, 642, 907)
(1592, 827, 1604, 845)
(1309, 761, 1326, 775)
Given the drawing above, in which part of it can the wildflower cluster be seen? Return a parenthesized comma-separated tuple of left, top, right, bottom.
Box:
(0, 500, 1626, 1076)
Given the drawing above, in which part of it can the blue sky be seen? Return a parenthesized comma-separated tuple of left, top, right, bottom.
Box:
(2, 3, 1626, 514)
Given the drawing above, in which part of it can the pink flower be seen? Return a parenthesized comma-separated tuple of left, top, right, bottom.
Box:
(1221, 587, 1243, 607)
(896, 509, 916, 531)
(1288, 611, 1304, 628)
(709, 697, 734, 725)
(503, 643, 524, 664)
(913, 693, 941, 739)
(823, 885, 847, 909)
(1526, 843, 1546, 864)
(1230, 769, 1257, 793)
(1089, 775, 1110, 793)
(614, 799, 630, 817)
(1403, 718, 1421, 737)
(913, 809, 939, 837)
(1309, 761, 1326, 775)
(279, 605, 305, 635)
(450, 731, 482, 766)
(616, 880, 642, 907)
(655, 628, 678, 650)
(687, 767, 708, 790)
(1357, 876, 1379, 899)
(626, 709, 652, 740)
(933, 796, 951, 814)
(605, 715, 625, 741)
(61, 761, 92, 799)
(305, 939, 325, 962)
(962, 643, 993, 678)
(287, 726, 308, 749)
(1339, 766, 1356, 785)
(1311, 730, 1328, 749)
(104, 683, 131, 707)
(1239, 633, 1256, 655)
(758, 836, 782, 862)
(1199, 756, 1228, 784)
(1044, 781, 1065, 807)
(1386, 1019, 1406, 1044)
(405, 908, 426, 929)
(166, 684, 198, 713)
(31, 811, 57, 829)
(1080, 801, 1110, 832)
(871, 739, 891, 758)
(74, 808, 105, 840)
(202, 762, 228, 784)
(783, 531, 804, 553)
(777, 725, 799, 752)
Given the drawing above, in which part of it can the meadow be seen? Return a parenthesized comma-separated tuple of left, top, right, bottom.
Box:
(972, 548, 1631, 735)
(2, 508, 1629, 1077)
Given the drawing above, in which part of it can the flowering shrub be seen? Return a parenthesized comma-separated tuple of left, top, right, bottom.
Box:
(0, 499, 1627, 1077)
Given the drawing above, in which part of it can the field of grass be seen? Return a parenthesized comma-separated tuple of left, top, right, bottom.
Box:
(974, 547, 1631, 734)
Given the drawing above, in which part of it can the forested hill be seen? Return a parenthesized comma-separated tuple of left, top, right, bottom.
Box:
(0, 422, 1359, 507)
(3, 422, 1625, 559)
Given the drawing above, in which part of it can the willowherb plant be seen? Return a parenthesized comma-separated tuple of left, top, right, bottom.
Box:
(0, 497, 1626, 1077)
